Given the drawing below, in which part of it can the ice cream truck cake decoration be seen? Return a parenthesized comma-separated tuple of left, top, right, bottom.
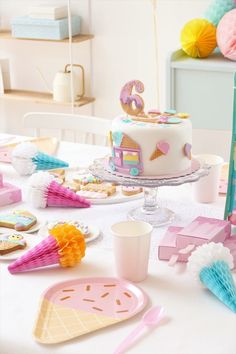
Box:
(109, 132, 143, 176)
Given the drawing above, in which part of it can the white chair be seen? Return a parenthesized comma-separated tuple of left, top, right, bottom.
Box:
(23, 112, 111, 146)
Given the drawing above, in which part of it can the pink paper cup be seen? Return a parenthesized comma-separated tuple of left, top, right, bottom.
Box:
(193, 154, 224, 203)
(111, 221, 153, 282)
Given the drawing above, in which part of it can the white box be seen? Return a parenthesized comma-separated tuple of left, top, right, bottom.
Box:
(29, 5, 67, 20)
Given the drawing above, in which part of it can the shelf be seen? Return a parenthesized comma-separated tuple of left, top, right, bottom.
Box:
(0, 89, 95, 107)
(0, 30, 94, 43)
(169, 49, 236, 73)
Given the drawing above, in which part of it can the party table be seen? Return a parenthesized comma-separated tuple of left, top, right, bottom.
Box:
(0, 139, 235, 354)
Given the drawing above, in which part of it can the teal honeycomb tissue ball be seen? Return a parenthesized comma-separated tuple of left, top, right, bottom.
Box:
(205, 0, 236, 26)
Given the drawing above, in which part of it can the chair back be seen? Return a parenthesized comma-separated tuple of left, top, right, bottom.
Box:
(23, 112, 111, 145)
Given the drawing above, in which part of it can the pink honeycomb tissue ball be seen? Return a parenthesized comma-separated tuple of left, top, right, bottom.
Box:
(217, 9, 236, 61)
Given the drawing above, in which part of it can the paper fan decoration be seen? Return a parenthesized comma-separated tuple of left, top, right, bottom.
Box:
(188, 242, 236, 312)
(12, 142, 69, 175)
(180, 19, 217, 58)
(8, 224, 86, 273)
(27, 171, 90, 208)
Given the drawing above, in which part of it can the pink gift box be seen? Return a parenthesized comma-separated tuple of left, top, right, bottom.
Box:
(223, 236, 236, 269)
(0, 173, 22, 206)
(158, 226, 192, 262)
(176, 217, 230, 249)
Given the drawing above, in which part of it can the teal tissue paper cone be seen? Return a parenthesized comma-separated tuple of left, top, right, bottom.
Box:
(200, 260, 236, 313)
(33, 152, 69, 170)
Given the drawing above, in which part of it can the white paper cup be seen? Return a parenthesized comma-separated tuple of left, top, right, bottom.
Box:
(193, 154, 224, 203)
(111, 220, 153, 282)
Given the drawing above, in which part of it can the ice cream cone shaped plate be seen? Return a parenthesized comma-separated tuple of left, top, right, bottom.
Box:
(33, 277, 148, 344)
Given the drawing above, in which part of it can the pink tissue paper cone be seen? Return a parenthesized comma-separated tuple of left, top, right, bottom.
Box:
(8, 235, 59, 274)
(46, 180, 90, 208)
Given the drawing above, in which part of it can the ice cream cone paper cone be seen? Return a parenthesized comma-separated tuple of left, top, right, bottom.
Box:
(33, 152, 69, 170)
(150, 149, 164, 161)
(8, 236, 59, 274)
(199, 260, 236, 312)
(47, 181, 90, 208)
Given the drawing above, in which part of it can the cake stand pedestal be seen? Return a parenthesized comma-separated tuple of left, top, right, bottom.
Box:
(89, 158, 210, 227)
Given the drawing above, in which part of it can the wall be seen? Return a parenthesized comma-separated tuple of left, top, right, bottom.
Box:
(0, 0, 232, 160)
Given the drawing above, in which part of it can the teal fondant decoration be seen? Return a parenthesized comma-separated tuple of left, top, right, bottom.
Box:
(112, 131, 123, 147)
(122, 118, 132, 123)
(130, 167, 139, 176)
(164, 109, 176, 115)
(167, 117, 182, 124)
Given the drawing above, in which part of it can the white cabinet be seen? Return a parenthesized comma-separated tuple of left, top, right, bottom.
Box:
(166, 50, 236, 131)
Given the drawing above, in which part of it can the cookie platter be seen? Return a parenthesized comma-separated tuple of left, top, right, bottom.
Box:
(47, 167, 144, 205)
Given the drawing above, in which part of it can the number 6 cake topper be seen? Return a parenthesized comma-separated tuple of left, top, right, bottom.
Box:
(120, 80, 145, 116)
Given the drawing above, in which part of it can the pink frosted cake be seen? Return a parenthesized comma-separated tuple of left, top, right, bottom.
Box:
(109, 80, 192, 177)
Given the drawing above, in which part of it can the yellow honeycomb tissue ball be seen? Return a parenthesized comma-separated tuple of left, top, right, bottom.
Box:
(180, 18, 217, 58)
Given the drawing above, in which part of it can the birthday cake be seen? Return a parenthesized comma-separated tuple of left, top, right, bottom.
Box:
(109, 80, 192, 177)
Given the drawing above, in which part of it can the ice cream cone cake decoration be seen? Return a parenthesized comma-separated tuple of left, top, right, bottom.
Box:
(150, 141, 170, 161)
(12, 142, 69, 175)
(8, 224, 86, 274)
(27, 171, 90, 208)
(33, 277, 147, 344)
(188, 242, 236, 313)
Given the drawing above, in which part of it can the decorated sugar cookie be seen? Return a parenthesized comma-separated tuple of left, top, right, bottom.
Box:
(121, 186, 143, 196)
(73, 174, 102, 186)
(77, 190, 108, 199)
(0, 233, 26, 255)
(0, 210, 37, 231)
(81, 183, 116, 197)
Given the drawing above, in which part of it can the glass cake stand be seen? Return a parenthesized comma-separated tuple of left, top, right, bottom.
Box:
(89, 157, 210, 227)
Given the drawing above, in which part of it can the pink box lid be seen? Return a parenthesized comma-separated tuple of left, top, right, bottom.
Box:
(159, 226, 183, 247)
(177, 216, 230, 241)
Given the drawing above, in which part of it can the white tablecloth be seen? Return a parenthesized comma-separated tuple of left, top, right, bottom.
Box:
(0, 141, 235, 354)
